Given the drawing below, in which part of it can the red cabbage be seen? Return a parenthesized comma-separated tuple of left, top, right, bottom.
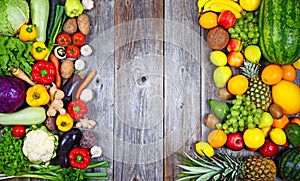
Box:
(0, 76, 26, 113)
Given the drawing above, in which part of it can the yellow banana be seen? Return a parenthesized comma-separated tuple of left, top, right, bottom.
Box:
(204, 3, 242, 18)
(204, 0, 243, 12)
(198, 0, 211, 12)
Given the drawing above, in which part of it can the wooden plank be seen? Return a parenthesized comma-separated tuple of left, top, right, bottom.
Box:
(163, 0, 202, 179)
(114, 0, 164, 180)
(85, 0, 115, 180)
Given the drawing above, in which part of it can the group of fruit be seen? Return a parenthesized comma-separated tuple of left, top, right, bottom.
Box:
(175, 0, 300, 180)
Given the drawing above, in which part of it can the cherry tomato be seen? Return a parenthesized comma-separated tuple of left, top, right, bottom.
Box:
(56, 33, 72, 46)
(66, 45, 81, 58)
(72, 32, 86, 46)
(12, 125, 26, 138)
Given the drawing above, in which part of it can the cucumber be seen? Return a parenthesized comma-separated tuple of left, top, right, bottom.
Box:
(0, 107, 46, 125)
(30, 0, 50, 42)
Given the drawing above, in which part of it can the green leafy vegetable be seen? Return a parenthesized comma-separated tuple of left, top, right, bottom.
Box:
(0, 127, 30, 176)
(0, 35, 34, 76)
(0, 0, 30, 36)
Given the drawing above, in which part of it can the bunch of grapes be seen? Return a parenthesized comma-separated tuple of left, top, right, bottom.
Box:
(228, 11, 260, 48)
(216, 95, 263, 134)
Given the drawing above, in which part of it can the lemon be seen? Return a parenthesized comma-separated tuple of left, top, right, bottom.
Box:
(213, 66, 232, 88)
(244, 45, 261, 64)
(243, 128, 265, 149)
(270, 128, 286, 145)
(210, 51, 227, 66)
(240, 0, 262, 11)
(195, 142, 214, 157)
(293, 57, 300, 70)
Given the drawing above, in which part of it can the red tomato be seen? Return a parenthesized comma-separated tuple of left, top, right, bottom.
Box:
(56, 33, 72, 46)
(66, 45, 81, 58)
(72, 32, 86, 46)
(12, 125, 26, 138)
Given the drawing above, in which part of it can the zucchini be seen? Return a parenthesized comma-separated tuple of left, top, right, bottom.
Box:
(30, 0, 50, 42)
(0, 107, 46, 125)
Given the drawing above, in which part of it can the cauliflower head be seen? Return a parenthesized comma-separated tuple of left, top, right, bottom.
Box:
(22, 128, 58, 164)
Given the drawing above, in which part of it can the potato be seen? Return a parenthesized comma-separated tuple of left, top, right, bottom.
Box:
(60, 60, 74, 79)
(77, 14, 90, 35)
(63, 18, 77, 34)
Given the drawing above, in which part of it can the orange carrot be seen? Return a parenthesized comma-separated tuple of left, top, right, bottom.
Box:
(49, 53, 62, 89)
(9, 67, 35, 86)
(75, 70, 96, 99)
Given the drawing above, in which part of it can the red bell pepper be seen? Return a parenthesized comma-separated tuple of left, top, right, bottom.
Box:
(67, 100, 88, 119)
(31, 60, 56, 84)
(69, 147, 90, 169)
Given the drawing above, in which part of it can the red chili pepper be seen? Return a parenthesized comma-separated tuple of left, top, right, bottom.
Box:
(69, 147, 90, 169)
(31, 60, 56, 84)
(67, 100, 88, 119)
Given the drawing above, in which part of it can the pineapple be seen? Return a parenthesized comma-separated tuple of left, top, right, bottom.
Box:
(175, 152, 277, 181)
(240, 60, 272, 111)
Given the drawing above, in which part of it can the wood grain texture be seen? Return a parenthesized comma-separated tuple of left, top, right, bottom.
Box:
(163, 0, 202, 180)
(113, 0, 164, 180)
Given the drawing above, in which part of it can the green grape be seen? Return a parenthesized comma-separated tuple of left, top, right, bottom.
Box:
(216, 123, 222, 129)
(238, 119, 245, 127)
(238, 19, 244, 26)
(241, 109, 248, 116)
(247, 123, 255, 129)
(229, 117, 238, 124)
(231, 111, 240, 117)
(248, 32, 255, 39)
(231, 33, 239, 39)
(222, 123, 229, 130)
(228, 127, 234, 133)
(228, 27, 235, 34)
(239, 127, 245, 132)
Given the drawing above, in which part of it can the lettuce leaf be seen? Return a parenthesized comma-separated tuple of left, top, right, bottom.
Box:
(0, 0, 29, 36)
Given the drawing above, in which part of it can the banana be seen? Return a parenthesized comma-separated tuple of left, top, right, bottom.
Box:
(198, 0, 211, 12)
(204, 0, 243, 12)
(204, 3, 242, 18)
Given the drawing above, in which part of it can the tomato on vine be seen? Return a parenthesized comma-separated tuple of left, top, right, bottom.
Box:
(56, 33, 72, 46)
(72, 32, 86, 46)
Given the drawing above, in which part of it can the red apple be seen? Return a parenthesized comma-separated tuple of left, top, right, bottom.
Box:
(227, 51, 244, 67)
(226, 132, 244, 151)
(218, 10, 236, 29)
(227, 39, 242, 52)
(259, 140, 279, 157)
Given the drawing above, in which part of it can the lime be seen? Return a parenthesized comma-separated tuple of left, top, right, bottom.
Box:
(244, 45, 261, 64)
(213, 66, 232, 88)
(243, 128, 265, 149)
(270, 128, 286, 145)
(195, 142, 214, 157)
(293, 57, 300, 70)
(258, 112, 273, 128)
(210, 51, 227, 66)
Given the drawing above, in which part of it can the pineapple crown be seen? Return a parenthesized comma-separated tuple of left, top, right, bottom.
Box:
(240, 60, 261, 78)
(175, 152, 244, 181)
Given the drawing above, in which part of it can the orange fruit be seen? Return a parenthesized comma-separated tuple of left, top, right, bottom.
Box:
(261, 64, 283, 85)
(290, 117, 300, 125)
(207, 129, 227, 148)
(199, 12, 218, 29)
(227, 75, 249, 95)
(281, 64, 296, 81)
(272, 115, 289, 129)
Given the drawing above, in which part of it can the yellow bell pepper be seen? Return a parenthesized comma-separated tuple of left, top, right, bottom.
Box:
(56, 113, 74, 132)
(31, 42, 48, 60)
(26, 84, 50, 107)
(19, 24, 37, 42)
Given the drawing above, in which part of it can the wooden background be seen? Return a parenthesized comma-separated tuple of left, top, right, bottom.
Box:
(10, 0, 298, 180)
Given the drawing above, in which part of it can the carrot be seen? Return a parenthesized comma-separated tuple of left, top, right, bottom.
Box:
(9, 67, 35, 86)
(75, 70, 96, 100)
(49, 53, 62, 89)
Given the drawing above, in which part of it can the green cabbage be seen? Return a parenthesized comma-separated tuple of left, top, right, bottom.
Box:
(0, 0, 29, 36)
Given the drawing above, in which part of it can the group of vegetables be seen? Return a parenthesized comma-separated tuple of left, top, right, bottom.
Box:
(176, 0, 300, 180)
(0, 0, 109, 180)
